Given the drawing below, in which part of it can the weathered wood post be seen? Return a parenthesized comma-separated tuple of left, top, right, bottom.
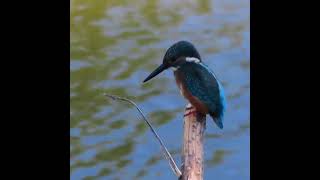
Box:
(180, 104, 206, 180)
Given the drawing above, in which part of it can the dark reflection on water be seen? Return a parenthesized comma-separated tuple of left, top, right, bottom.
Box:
(70, 0, 249, 179)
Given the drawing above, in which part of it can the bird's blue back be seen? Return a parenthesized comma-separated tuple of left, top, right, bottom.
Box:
(178, 62, 226, 128)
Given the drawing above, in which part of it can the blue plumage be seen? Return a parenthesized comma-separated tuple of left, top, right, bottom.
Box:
(143, 40, 226, 129)
(177, 62, 226, 129)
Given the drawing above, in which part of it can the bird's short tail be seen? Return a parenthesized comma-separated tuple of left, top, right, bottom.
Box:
(209, 113, 223, 129)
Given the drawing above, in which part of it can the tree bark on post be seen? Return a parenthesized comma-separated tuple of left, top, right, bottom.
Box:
(180, 104, 206, 180)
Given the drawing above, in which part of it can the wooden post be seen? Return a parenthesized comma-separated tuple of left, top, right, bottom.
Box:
(180, 104, 206, 180)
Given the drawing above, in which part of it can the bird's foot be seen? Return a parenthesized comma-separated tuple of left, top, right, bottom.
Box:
(184, 103, 197, 117)
(186, 103, 193, 109)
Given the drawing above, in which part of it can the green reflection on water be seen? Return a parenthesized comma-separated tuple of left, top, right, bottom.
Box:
(71, 0, 249, 179)
(207, 149, 233, 167)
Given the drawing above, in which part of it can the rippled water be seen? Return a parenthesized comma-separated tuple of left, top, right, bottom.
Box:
(70, 0, 250, 179)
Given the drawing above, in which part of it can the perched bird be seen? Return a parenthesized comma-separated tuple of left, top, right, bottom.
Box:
(143, 41, 226, 129)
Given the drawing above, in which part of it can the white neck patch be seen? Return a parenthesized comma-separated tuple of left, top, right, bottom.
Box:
(186, 57, 201, 63)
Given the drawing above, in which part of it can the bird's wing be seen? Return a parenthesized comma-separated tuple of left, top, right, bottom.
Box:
(179, 62, 222, 115)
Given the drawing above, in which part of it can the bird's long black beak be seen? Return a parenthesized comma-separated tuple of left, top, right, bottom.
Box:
(143, 64, 167, 83)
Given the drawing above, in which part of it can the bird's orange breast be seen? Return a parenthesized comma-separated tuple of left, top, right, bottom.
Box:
(174, 71, 208, 115)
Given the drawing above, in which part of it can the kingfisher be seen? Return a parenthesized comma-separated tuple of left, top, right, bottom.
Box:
(143, 41, 226, 129)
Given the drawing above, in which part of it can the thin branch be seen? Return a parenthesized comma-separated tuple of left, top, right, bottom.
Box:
(104, 93, 182, 177)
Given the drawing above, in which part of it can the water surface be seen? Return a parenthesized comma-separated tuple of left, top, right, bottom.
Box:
(70, 0, 250, 179)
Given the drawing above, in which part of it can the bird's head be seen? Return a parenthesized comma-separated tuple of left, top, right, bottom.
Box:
(143, 41, 201, 83)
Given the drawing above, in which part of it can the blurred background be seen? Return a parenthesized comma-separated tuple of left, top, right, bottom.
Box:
(70, 0, 250, 179)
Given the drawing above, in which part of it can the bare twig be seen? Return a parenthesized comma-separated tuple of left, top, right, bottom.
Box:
(104, 93, 182, 177)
